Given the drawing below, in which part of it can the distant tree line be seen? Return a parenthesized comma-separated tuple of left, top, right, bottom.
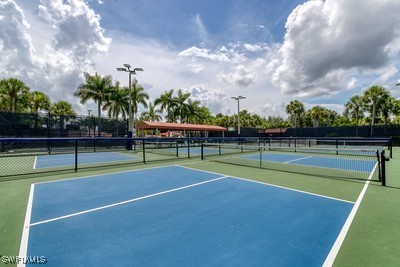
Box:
(1, 76, 400, 135)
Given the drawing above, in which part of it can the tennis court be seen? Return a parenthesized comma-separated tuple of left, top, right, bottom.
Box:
(21, 166, 353, 266)
(1, 137, 399, 266)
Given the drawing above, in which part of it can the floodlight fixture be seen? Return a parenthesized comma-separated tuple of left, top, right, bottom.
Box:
(123, 63, 131, 69)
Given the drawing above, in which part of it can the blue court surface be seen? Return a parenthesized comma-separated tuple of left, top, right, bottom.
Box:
(21, 166, 354, 266)
(241, 153, 376, 173)
(34, 152, 137, 169)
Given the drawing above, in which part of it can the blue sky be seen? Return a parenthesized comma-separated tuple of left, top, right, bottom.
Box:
(1, 0, 400, 117)
(92, 0, 302, 47)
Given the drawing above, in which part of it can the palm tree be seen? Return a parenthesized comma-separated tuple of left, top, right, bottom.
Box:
(0, 78, 30, 112)
(379, 95, 397, 126)
(154, 89, 175, 122)
(103, 82, 129, 120)
(50, 101, 77, 116)
(344, 95, 364, 136)
(362, 85, 389, 137)
(29, 91, 51, 113)
(185, 99, 201, 123)
(174, 89, 190, 123)
(130, 80, 149, 134)
(142, 103, 162, 122)
(344, 95, 364, 126)
(285, 100, 305, 130)
(74, 72, 113, 136)
(309, 106, 328, 128)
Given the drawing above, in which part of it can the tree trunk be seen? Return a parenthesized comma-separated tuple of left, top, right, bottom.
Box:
(97, 101, 101, 137)
(370, 103, 376, 137)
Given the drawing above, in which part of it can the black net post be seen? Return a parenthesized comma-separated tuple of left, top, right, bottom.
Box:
(201, 143, 204, 160)
(142, 141, 146, 164)
(75, 139, 78, 172)
(380, 150, 389, 186)
(186, 140, 190, 158)
(389, 138, 393, 158)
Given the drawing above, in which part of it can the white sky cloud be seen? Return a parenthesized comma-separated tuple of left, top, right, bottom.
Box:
(271, 0, 400, 98)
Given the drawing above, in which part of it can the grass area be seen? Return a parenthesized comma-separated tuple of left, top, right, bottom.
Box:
(0, 148, 399, 266)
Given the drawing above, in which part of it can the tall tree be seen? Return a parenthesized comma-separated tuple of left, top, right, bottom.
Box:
(49, 101, 77, 116)
(185, 99, 201, 124)
(362, 85, 389, 137)
(309, 106, 329, 127)
(379, 94, 397, 126)
(285, 100, 305, 129)
(129, 80, 149, 133)
(344, 95, 364, 127)
(0, 78, 30, 112)
(154, 89, 175, 122)
(29, 91, 51, 113)
(74, 72, 113, 136)
(141, 102, 162, 122)
(174, 89, 190, 123)
(103, 82, 128, 120)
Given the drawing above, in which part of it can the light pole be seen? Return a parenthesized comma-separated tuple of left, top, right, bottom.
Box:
(231, 96, 246, 137)
(117, 64, 143, 138)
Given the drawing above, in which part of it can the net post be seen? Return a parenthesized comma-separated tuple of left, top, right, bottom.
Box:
(201, 143, 204, 160)
(176, 142, 180, 158)
(389, 138, 392, 158)
(380, 150, 389, 186)
(186, 139, 190, 158)
(259, 147, 262, 168)
(74, 139, 78, 172)
(143, 141, 146, 164)
(219, 144, 221, 155)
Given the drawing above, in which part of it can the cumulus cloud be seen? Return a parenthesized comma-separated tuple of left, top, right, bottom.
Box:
(0, 0, 36, 76)
(179, 45, 245, 64)
(271, 0, 400, 97)
(243, 43, 268, 52)
(186, 85, 232, 115)
(0, 0, 111, 113)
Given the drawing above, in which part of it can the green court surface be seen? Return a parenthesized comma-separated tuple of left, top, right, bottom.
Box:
(0, 148, 399, 266)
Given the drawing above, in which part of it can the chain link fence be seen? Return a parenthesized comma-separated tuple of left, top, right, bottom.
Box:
(0, 111, 128, 138)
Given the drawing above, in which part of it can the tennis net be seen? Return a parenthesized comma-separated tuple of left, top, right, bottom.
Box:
(200, 143, 382, 182)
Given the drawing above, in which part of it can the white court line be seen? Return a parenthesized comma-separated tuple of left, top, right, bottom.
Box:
(322, 162, 378, 267)
(30, 176, 228, 227)
(176, 165, 355, 204)
(18, 184, 35, 267)
(33, 156, 37, 169)
(284, 156, 313, 163)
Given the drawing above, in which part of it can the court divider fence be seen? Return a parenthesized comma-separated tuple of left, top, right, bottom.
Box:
(0, 137, 391, 185)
